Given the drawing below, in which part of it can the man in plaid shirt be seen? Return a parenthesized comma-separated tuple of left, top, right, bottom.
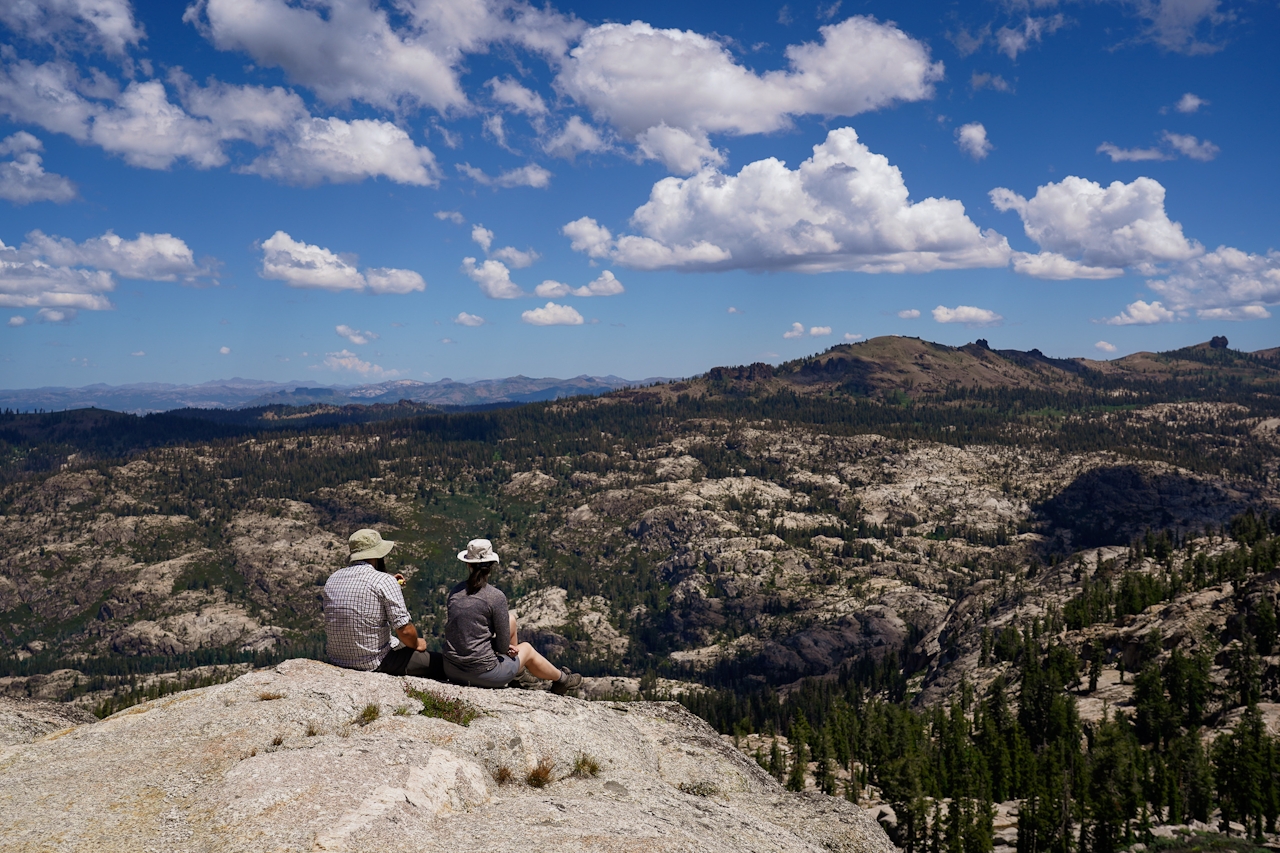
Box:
(323, 529, 440, 678)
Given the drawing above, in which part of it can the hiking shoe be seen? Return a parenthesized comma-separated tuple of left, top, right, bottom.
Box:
(513, 667, 545, 690)
(550, 668, 583, 695)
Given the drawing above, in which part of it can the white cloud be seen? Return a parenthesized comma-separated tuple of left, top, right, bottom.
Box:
(131, 349, 145, 356)
(487, 77, 548, 116)
(461, 257, 523, 299)
(995, 15, 1065, 60)
(566, 128, 1010, 274)
(364, 267, 425, 294)
(335, 324, 377, 345)
(809, 325, 832, 336)
(535, 280, 569, 297)
(8, 315, 25, 326)
(932, 304, 1003, 326)
(1175, 92, 1208, 113)
(259, 231, 423, 293)
(1136, 0, 1229, 54)
(1147, 246, 1280, 320)
(956, 122, 992, 160)
(635, 124, 723, 175)
(0, 132, 77, 204)
(319, 348, 397, 376)
(472, 225, 494, 252)
(491, 246, 540, 268)
(1094, 341, 1117, 352)
(1196, 304, 1271, 321)
(435, 210, 464, 224)
(453, 312, 486, 327)
(727, 306, 741, 314)
(991, 176, 1200, 276)
(0, 0, 145, 57)
(1097, 142, 1171, 162)
(543, 116, 608, 160)
(843, 332, 863, 341)
(572, 270, 624, 297)
(970, 72, 1012, 93)
(1009, 252, 1125, 280)
(219, 345, 231, 354)
(483, 114, 508, 148)
(557, 17, 942, 166)
(1103, 299, 1177, 325)
(782, 322, 805, 339)
(440, 337, 455, 344)
(189, 0, 582, 113)
(242, 116, 439, 186)
(457, 162, 552, 188)
(38, 307, 71, 323)
(897, 308, 920, 319)
(1162, 131, 1219, 161)
(521, 301, 584, 325)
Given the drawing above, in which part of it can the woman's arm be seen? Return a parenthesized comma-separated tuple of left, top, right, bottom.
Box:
(489, 590, 510, 658)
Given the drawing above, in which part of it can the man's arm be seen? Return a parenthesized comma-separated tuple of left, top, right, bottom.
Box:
(396, 622, 427, 652)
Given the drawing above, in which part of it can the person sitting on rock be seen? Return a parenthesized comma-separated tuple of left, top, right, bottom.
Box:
(323, 528, 442, 679)
(442, 539, 582, 694)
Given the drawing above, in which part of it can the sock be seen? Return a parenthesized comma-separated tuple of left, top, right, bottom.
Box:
(555, 670, 566, 682)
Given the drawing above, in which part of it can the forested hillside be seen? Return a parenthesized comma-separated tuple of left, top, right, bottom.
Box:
(2, 336, 1278, 850)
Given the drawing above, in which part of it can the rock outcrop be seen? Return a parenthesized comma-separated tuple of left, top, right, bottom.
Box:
(0, 659, 896, 853)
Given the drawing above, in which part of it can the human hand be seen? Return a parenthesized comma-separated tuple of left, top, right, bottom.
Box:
(417, 638, 427, 652)
(394, 573, 406, 586)
(508, 644, 519, 658)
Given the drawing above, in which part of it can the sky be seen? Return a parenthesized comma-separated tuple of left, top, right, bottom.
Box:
(0, 0, 1276, 388)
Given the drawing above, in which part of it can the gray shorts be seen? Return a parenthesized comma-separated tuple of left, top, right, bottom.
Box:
(442, 654, 520, 688)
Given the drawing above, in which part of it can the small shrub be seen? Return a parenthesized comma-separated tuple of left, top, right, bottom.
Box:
(678, 781, 719, 797)
(393, 705, 411, 716)
(258, 691, 284, 701)
(353, 703, 380, 727)
(526, 757, 555, 788)
(271, 735, 284, 747)
(493, 766, 514, 785)
(571, 753, 601, 778)
(405, 686, 479, 727)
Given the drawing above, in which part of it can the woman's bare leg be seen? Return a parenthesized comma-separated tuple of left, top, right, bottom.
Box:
(509, 613, 518, 648)
(514, 642, 562, 681)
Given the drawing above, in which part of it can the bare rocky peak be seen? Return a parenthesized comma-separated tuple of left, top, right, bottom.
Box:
(0, 659, 896, 853)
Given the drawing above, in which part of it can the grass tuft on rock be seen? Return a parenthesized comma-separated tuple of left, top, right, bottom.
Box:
(405, 686, 479, 727)
(571, 753, 601, 778)
(257, 691, 284, 701)
(353, 703, 380, 727)
(526, 757, 555, 788)
(678, 780, 719, 797)
(493, 765, 514, 785)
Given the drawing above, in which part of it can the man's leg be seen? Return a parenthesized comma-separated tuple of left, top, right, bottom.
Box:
(404, 649, 446, 681)
(375, 647, 414, 676)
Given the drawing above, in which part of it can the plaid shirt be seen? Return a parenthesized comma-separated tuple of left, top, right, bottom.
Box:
(322, 562, 411, 671)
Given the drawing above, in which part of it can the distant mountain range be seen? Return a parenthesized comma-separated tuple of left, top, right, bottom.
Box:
(0, 374, 670, 414)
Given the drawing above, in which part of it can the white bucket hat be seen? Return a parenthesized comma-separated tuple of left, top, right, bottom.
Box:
(349, 529, 395, 561)
(458, 538, 500, 564)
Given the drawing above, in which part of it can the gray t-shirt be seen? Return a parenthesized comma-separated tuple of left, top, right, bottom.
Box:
(442, 581, 509, 674)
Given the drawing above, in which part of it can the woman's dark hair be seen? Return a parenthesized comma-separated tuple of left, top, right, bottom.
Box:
(466, 561, 495, 593)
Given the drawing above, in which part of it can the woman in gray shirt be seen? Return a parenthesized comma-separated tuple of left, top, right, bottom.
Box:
(441, 539, 583, 694)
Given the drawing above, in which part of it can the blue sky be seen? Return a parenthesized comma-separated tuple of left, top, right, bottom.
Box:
(0, 0, 1276, 388)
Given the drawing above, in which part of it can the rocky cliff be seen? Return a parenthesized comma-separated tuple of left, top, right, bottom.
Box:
(0, 659, 897, 853)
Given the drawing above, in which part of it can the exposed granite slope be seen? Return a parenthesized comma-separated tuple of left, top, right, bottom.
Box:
(0, 659, 897, 853)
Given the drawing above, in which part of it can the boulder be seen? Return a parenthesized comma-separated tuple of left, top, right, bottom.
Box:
(0, 658, 896, 853)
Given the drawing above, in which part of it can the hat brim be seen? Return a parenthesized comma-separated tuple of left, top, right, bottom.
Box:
(457, 550, 499, 564)
(351, 540, 395, 561)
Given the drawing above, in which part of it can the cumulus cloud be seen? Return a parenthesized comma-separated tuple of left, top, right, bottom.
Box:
(319, 348, 397, 376)
(521, 301, 583, 325)
(241, 116, 440, 186)
(131, 349, 144, 356)
(1103, 299, 1177, 325)
(8, 315, 25, 326)
(0, 132, 77, 204)
(782, 322, 805, 339)
(461, 257, 523, 299)
(219, 345, 231, 354)
(534, 280, 569, 297)
(956, 122, 992, 160)
(992, 175, 1200, 278)
(457, 162, 552, 188)
(491, 246, 540, 268)
(898, 308, 921, 319)
(932, 304, 1003, 326)
(995, 15, 1064, 60)
(0, 228, 208, 313)
(0, 0, 145, 57)
(843, 332, 863, 341)
(1162, 131, 1219, 161)
(727, 306, 741, 314)
(453, 311, 486, 326)
(635, 125, 723, 175)
(335, 324, 377, 345)
(259, 231, 424, 293)
(1175, 92, 1208, 113)
(533, 271, 622, 297)
(557, 17, 942, 172)
(487, 77, 548, 116)
(38, 307, 72, 323)
(1146, 246, 1280, 320)
(809, 325, 832, 336)
(471, 225, 494, 252)
(970, 72, 1012, 93)
(1135, 0, 1229, 54)
(1095, 341, 1117, 352)
(543, 116, 608, 160)
(435, 210, 465, 224)
(564, 128, 1010, 274)
(188, 0, 582, 113)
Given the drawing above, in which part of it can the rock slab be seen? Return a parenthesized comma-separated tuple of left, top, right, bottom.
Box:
(0, 659, 897, 853)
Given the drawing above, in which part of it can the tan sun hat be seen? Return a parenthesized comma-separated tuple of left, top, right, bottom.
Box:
(349, 529, 395, 562)
(458, 538, 500, 564)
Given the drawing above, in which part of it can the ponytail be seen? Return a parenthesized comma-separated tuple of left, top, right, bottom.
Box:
(466, 562, 493, 594)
